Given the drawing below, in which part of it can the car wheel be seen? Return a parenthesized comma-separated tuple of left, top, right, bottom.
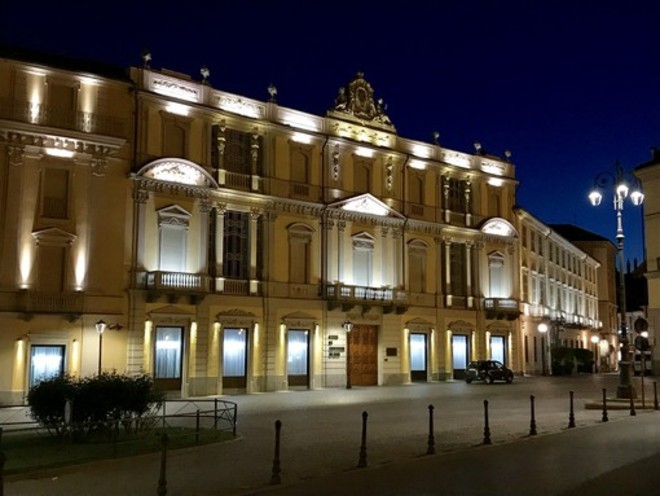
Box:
(466, 378, 473, 384)
(485, 374, 494, 384)
(506, 373, 513, 384)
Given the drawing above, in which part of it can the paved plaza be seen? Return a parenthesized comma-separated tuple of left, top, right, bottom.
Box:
(3, 373, 660, 495)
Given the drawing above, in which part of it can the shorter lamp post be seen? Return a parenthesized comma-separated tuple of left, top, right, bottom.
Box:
(95, 319, 107, 375)
(344, 321, 354, 389)
(591, 335, 600, 373)
(538, 323, 548, 376)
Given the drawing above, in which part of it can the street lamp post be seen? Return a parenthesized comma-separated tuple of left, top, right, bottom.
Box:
(95, 319, 107, 375)
(538, 323, 548, 376)
(589, 161, 644, 399)
(591, 335, 600, 373)
(343, 321, 353, 389)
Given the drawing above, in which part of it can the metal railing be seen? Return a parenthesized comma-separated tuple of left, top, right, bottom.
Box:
(158, 399, 237, 435)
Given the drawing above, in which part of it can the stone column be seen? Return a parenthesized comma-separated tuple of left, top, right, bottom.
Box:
(198, 199, 212, 273)
(249, 208, 260, 294)
(466, 241, 473, 308)
(215, 204, 226, 291)
(337, 220, 347, 282)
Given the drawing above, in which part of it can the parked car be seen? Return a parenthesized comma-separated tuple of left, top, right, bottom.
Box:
(465, 360, 514, 384)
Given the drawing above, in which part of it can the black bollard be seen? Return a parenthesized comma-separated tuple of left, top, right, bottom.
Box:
(483, 400, 492, 445)
(427, 404, 435, 455)
(195, 409, 200, 445)
(0, 450, 6, 496)
(271, 420, 282, 485)
(568, 391, 575, 428)
(654, 382, 659, 411)
(602, 388, 608, 422)
(629, 385, 637, 417)
(529, 395, 537, 436)
(157, 433, 168, 496)
(358, 411, 368, 468)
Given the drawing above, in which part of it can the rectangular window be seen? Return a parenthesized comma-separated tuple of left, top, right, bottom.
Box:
(410, 334, 427, 372)
(490, 335, 505, 364)
(452, 335, 469, 370)
(223, 328, 247, 377)
(533, 336, 538, 363)
(446, 178, 467, 212)
(287, 330, 309, 376)
(159, 225, 186, 272)
(223, 211, 249, 279)
(42, 168, 69, 219)
(154, 327, 183, 379)
(449, 244, 466, 296)
(30, 345, 65, 387)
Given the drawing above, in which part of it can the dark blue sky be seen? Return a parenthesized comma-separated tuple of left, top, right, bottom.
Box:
(3, 1, 659, 264)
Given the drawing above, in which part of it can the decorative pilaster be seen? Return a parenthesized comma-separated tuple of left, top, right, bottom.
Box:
(465, 179, 472, 226)
(332, 145, 340, 182)
(90, 156, 107, 177)
(385, 156, 393, 193)
(337, 220, 346, 282)
(199, 199, 212, 273)
(7, 145, 25, 167)
(444, 239, 452, 304)
(443, 176, 450, 223)
(249, 208, 260, 293)
(215, 204, 226, 282)
(380, 226, 391, 286)
(215, 120, 226, 185)
(392, 228, 402, 288)
(327, 219, 338, 282)
(466, 241, 473, 308)
(251, 128, 260, 191)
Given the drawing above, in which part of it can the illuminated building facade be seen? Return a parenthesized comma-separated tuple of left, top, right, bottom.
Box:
(635, 149, 660, 374)
(515, 211, 603, 375)
(0, 48, 602, 401)
(0, 48, 132, 403)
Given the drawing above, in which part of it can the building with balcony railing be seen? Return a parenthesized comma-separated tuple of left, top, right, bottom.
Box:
(515, 208, 604, 375)
(0, 46, 604, 402)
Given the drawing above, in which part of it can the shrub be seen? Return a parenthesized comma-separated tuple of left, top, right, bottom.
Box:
(27, 372, 164, 439)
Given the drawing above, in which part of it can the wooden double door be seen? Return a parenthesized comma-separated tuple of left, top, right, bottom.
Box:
(347, 325, 378, 386)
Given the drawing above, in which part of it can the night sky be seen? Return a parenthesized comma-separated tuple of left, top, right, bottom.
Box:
(3, 1, 659, 265)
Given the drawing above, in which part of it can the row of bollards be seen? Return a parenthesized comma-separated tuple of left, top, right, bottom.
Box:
(267, 383, 660, 486)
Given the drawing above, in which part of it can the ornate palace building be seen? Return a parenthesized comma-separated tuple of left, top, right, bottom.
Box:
(0, 47, 606, 402)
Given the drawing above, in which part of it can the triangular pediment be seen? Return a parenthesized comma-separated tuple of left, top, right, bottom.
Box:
(32, 228, 76, 246)
(148, 305, 194, 316)
(330, 193, 405, 219)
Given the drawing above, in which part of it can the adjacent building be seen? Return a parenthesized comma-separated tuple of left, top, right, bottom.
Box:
(515, 211, 602, 374)
(0, 47, 607, 403)
(635, 149, 660, 374)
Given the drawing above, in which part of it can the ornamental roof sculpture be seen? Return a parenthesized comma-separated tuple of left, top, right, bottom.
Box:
(328, 72, 395, 131)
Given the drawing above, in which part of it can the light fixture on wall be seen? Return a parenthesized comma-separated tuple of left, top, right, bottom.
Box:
(343, 321, 353, 333)
(95, 320, 107, 375)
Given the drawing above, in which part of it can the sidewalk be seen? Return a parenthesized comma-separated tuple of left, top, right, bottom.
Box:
(3, 376, 658, 495)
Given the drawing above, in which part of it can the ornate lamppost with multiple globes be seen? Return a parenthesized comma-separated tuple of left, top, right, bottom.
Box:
(588, 161, 644, 398)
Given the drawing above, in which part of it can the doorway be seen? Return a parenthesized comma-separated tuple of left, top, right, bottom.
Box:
(287, 329, 310, 388)
(452, 334, 469, 380)
(223, 328, 248, 389)
(154, 327, 184, 392)
(347, 325, 378, 386)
